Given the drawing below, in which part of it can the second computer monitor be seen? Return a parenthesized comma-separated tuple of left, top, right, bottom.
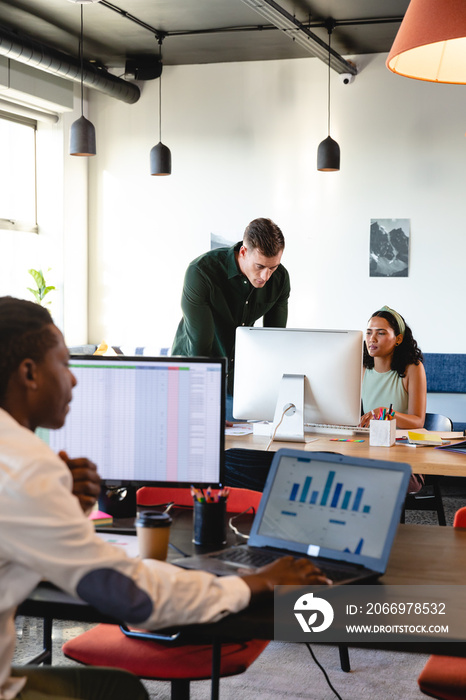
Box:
(233, 327, 363, 440)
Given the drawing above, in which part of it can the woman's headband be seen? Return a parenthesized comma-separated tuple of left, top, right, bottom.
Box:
(377, 305, 405, 337)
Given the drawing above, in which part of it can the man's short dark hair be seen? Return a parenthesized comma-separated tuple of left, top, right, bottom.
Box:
(0, 296, 57, 401)
(243, 218, 285, 258)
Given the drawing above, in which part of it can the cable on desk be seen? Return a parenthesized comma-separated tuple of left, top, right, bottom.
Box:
(265, 404, 295, 450)
(228, 506, 256, 539)
(306, 644, 344, 700)
(168, 542, 190, 557)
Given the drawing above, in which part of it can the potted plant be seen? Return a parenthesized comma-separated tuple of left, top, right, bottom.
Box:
(27, 268, 55, 309)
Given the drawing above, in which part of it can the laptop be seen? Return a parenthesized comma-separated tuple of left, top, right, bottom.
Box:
(172, 448, 411, 584)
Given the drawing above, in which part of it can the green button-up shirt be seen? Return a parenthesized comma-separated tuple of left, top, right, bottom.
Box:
(171, 242, 290, 393)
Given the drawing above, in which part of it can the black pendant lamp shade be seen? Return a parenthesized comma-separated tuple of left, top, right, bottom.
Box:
(70, 115, 96, 156)
(150, 41, 171, 176)
(317, 135, 340, 171)
(70, 4, 96, 156)
(150, 142, 171, 176)
(317, 21, 340, 172)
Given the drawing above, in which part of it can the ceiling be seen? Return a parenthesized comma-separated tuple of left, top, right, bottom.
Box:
(0, 0, 409, 73)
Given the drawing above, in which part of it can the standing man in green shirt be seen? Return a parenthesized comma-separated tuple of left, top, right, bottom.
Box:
(171, 218, 290, 419)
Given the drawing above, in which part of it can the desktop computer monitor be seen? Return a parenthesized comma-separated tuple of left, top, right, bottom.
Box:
(233, 327, 363, 441)
(37, 355, 226, 487)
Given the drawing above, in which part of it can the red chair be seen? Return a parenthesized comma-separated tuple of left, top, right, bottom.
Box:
(417, 507, 466, 699)
(63, 624, 268, 700)
(136, 485, 262, 513)
(63, 486, 268, 699)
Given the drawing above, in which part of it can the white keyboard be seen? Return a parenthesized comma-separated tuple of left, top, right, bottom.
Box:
(305, 423, 370, 436)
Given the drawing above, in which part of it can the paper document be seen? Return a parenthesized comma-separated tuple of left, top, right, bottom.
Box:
(225, 423, 253, 436)
(408, 431, 443, 445)
(96, 532, 140, 558)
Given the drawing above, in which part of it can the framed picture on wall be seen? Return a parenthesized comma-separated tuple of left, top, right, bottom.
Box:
(211, 233, 235, 250)
(369, 218, 410, 278)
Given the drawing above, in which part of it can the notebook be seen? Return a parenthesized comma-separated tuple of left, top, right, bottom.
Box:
(172, 448, 411, 584)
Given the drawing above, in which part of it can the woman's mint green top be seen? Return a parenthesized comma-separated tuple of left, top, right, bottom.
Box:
(362, 368, 408, 414)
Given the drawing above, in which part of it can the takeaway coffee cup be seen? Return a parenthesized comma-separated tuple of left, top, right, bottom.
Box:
(135, 511, 172, 560)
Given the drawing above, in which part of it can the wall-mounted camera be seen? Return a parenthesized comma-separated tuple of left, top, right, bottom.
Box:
(340, 73, 355, 85)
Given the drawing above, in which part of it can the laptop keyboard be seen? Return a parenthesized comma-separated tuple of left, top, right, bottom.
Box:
(213, 548, 354, 582)
(215, 547, 281, 568)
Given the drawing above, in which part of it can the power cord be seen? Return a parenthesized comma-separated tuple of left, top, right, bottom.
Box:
(168, 541, 190, 557)
(227, 505, 256, 539)
(305, 644, 344, 700)
(265, 404, 296, 450)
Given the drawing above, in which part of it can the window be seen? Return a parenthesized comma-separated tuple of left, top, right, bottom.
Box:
(0, 112, 37, 233)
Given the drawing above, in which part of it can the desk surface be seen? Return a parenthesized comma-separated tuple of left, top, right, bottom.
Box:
(225, 432, 466, 477)
(19, 520, 466, 656)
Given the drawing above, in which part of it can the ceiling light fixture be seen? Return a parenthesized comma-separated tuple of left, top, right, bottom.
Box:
(317, 20, 340, 172)
(150, 39, 171, 176)
(69, 2, 96, 156)
(387, 0, 466, 83)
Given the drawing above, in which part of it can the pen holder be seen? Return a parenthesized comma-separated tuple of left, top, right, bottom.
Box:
(370, 419, 396, 447)
(193, 500, 227, 546)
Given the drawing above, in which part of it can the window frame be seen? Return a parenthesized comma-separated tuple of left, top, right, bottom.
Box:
(0, 110, 38, 234)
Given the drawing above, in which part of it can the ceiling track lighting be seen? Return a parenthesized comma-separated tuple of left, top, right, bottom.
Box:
(317, 19, 340, 172)
(239, 0, 357, 76)
(69, 2, 96, 156)
(387, 0, 466, 84)
(150, 38, 172, 176)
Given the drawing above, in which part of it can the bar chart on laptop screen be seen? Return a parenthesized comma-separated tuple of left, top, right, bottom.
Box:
(39, 359, 223, 484)
(259, 456, 404, 558)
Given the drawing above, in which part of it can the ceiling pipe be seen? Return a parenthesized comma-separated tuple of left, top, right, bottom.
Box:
(0, 23, 140, 104)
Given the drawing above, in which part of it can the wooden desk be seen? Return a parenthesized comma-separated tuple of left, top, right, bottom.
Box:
(225, 432, 466, 478)
(19, 524, 466, 657)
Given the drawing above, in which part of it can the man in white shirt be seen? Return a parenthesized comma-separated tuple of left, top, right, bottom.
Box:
(0, 296, 329, 700)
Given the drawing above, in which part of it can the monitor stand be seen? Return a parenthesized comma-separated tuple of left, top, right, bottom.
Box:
(98, 485, 137, 519)
(271, 374, 306, 442)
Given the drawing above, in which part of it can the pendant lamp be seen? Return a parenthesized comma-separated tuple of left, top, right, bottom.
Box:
(150, 41, 171, 176)
(69, 3, 96, 156)
(317, 21, 340, 172)
(387, 0, 466, 83)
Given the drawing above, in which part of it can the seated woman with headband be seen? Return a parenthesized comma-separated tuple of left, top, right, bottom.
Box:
(359, 306, 426, 430)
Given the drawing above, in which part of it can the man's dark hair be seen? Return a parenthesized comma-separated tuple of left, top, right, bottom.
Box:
(243, 218, 285, 258)
(0, 296, 57, 401)
(363, 309, 423, 378)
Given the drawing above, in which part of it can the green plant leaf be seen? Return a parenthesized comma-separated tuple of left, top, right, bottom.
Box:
(28, 269, 45, 289)
(27, 287, 41, 303)
(27, 268, 54, 305)
(41, 285, 55, 298)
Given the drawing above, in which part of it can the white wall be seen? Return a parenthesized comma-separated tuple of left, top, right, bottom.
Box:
(87, 53, 466, 354)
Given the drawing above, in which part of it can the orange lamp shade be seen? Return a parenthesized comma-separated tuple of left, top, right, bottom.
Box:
(387, 0, 466, 83)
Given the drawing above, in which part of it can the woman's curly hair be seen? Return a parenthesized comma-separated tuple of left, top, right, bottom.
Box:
(363, 309, 423, 378)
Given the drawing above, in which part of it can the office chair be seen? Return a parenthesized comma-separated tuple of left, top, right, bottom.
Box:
(400, 413, 452, 526)
(417, 507, 466, 699)
(136, 485, 262, 513)
(424, 413, 454, 432)
(63, 624, 269, 700)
